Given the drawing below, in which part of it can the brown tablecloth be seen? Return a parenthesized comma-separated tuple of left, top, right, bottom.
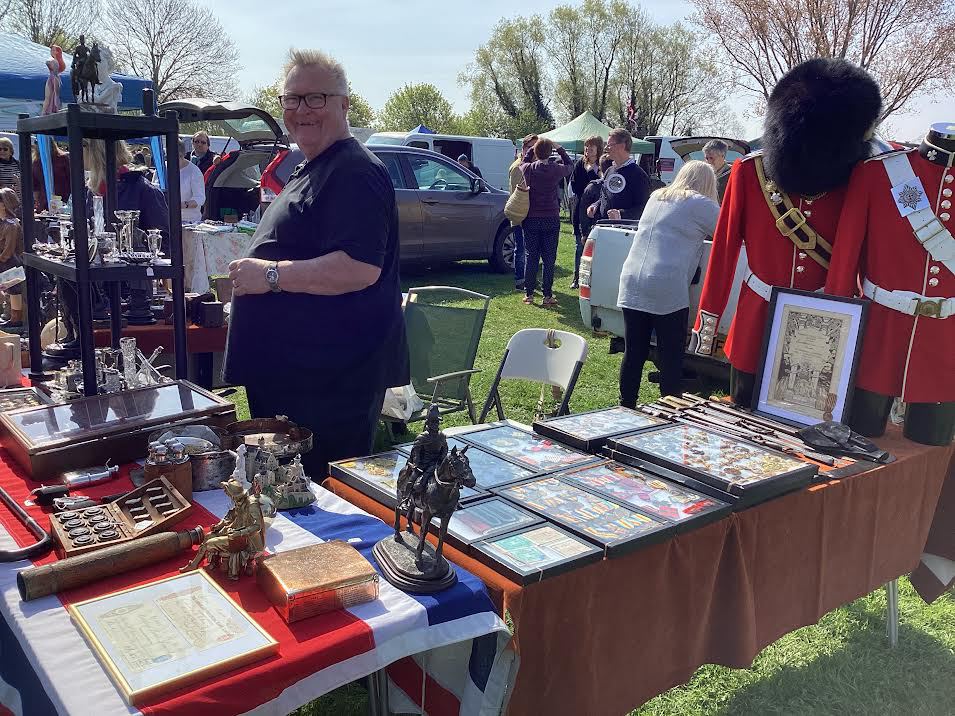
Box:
(326, 427, 953, 715)
(910, 450, 955, 602)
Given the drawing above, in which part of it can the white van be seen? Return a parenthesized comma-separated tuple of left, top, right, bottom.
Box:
(366, 132, 516, 191)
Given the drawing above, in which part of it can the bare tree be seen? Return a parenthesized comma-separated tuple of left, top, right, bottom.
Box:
(5, 0, 99, 48)
(102, 0, 241, 102)
(546, 4, 591, 120)
(692, 0, 955, 120)
(613, 20, 737, 136)
(582, 0, 627, 122)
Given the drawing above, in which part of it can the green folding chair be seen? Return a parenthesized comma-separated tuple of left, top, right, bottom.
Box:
(382, 286, 490, 437)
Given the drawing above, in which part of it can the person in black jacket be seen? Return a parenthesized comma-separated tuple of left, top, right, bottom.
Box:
(569, 135, 604, 288)
(187, 131, 218, 175)
(578, 154, 614, 242)
(587, 128, 650, 223)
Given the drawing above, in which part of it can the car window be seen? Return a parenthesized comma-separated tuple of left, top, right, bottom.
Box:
(376, 153, 406, 189)
(408, 157, 471, 191)
(409, 141, 429, 149)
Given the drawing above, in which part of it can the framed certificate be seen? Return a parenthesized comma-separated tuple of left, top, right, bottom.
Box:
(67, 570, 278, 706)
(533, 406, 667, 451)
(753, 288, 868, 427)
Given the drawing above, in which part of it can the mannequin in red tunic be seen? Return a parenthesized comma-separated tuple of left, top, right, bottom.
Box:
(690, 59, 883, 406)
(825, 123, 955, 445)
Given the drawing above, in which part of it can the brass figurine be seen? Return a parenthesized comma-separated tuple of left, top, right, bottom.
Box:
(180, 478, 268, 580)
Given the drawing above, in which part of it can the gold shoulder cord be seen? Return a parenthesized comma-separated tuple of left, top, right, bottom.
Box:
(753, 156, 833, 269)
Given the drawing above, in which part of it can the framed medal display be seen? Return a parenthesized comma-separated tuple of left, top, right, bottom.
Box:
(456, 425, 597, 474)
(752, 288, 868, 427)
(495, 476, 675, 556)
(555, 460, 731, 532)
(397, 437, 536, 490)
(436, 497, 544, 553)
(533, 406, 668, 452)
(606, 423, 816, 505)
(330, 451, 487, 509)
(472, 523, 603, 585)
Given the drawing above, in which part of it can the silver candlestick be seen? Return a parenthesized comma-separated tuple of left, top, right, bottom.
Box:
(119, 336, 138, 389)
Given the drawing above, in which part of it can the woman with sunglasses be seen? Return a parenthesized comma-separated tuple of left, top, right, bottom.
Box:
(187, 131, 218, 174)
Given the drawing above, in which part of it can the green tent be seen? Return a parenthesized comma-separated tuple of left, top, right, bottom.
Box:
(540, 112, 654, 154)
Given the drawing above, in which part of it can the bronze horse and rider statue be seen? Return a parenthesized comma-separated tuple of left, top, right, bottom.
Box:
(70, 35, 101, 104)
(375, 405, 476, 591)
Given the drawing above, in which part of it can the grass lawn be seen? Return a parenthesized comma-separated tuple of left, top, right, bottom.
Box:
(238, 220, 955, 715)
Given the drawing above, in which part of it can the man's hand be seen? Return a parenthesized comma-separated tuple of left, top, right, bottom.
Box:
(229, 258, 271, 296)
(586, 203, 597, 218)
(607, 209, 621, 220)
(183, 200, 198, 209)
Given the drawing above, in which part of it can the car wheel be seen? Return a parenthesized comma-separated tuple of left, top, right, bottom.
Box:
(490, 224, 516, 273)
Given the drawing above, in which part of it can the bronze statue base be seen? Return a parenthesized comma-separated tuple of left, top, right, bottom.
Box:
(373, 533, 457, 593)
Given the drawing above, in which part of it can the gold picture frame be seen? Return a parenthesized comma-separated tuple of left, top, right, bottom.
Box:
(68, 570, 278, 706)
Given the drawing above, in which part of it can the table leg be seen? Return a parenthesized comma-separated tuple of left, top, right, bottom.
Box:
(885, 579, 899, 648)
(366, 668, 389, 716)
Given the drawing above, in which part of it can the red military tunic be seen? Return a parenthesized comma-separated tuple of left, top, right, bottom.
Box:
(693, 154, 847, 374)
(825, 149, 955, 403)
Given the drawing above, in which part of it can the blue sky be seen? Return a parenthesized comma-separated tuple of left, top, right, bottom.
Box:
(207, 0, 951, 142)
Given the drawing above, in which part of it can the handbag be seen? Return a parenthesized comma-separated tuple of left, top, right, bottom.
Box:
(504, 170, 530, 225)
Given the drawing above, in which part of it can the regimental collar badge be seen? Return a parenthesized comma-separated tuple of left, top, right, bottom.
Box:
(765, 181, 784, 205)
(927, 149, 938, 161)
(920, 141, 954, 168)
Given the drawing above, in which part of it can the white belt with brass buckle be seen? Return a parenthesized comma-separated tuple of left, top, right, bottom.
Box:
(862, 278, 954, 319)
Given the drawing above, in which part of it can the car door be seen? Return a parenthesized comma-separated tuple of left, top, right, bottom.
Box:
(406, 154, 494, 260)
(373, 151, 423, 262)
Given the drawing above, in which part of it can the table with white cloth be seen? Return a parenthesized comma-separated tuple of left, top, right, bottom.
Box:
(182, 228, 255, 294)
(0, 456, 514, 716)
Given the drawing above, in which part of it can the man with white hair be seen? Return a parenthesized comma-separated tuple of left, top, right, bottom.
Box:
(225, 49, 409, 479)
(703, 139, 731, 202)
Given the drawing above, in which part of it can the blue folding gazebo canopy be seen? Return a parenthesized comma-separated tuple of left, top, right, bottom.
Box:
(0, 33, 152, 108)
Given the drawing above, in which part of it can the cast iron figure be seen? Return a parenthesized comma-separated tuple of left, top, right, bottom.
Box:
(70, 36, 89, 101)
(180, 477, 267, 579)
(412, 445, 474, 563)
(376, 404, 474, 592)
(394, 404, 447, 535)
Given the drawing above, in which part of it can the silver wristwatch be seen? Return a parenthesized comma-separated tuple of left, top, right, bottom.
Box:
(265, 262, 281, 293)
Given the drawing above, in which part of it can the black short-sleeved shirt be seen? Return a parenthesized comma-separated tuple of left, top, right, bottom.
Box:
(598, 161, 651, 220)
(224, 138, 409, 393)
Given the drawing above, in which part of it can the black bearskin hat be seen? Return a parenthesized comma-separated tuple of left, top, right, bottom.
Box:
(762, 58, 882, 195)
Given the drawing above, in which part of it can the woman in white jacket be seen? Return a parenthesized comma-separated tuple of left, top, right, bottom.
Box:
(617, 160, 720, 405)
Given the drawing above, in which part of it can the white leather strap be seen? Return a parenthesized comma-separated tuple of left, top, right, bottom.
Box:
(862, 278, 953, 319)
(882, 154, 955, 277)
(744, 270, 772, 302)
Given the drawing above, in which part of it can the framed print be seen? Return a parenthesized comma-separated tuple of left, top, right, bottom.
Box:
(397, 437, 535, 490)
(67, 570, 278, 706)
(533, 406, 668, 452)
(606, 424, 816, 505)
(495, 476, 675, 556)
(555, 460, 731, 531)
(330, 450, 486, 509)
(753, 288, 868, 427)
(457, 425, 597, 474)
(437, 497, 543, 551)
(472, 523, 603, 584)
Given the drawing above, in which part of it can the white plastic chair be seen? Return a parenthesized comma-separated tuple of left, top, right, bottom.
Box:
(478, 328, 589, 422)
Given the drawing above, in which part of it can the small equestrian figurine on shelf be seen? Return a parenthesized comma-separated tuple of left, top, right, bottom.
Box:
(374, 404, 476, 592)
(180, 478, 267, 580)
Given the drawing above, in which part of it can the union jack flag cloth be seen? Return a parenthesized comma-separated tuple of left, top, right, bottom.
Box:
(0, 464, 514, 716)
